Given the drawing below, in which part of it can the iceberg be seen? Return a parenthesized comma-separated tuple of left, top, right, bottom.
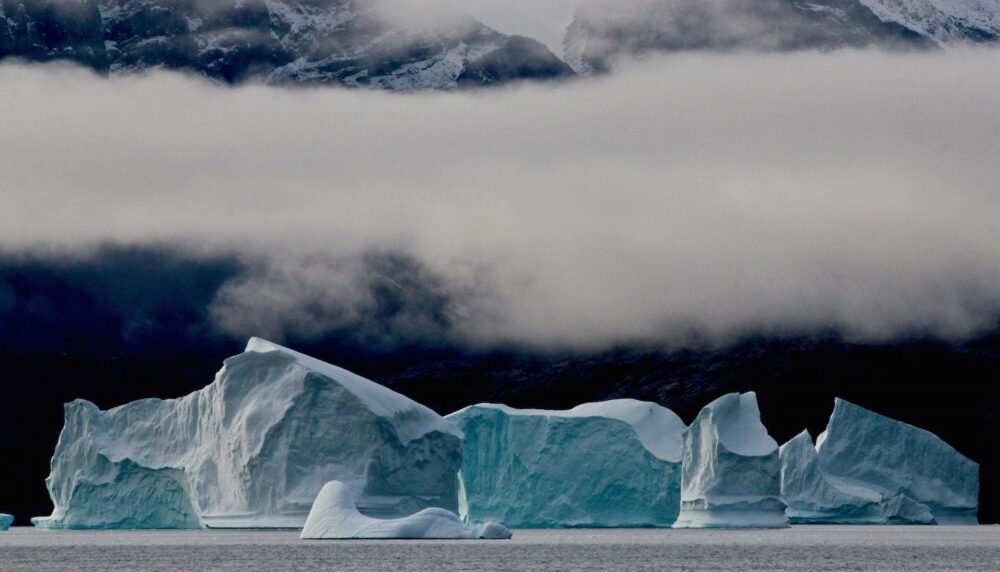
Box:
(812, 398, 979, 525)
(780, 431, 934, 524)
(673, 392, 788, 528)
(300, 481, 512, 540)
(33, 338, 463, 529)
(0, 513, 12, 531)
(32, 451, 204, 530)
(447, 399, 685, 528)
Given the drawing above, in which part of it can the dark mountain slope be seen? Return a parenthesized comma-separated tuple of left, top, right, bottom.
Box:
(0, 0, 572, 88)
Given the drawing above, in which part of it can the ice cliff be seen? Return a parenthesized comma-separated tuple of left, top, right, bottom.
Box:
(0, 513, 12, 531)
(300, 481, 511, 539)
(784, 398, 979, 524)
(780, 431, 934, 524)
(33, 338, 463, 529)
(447, 399, 685, 528)
(674, 392, 788, 528)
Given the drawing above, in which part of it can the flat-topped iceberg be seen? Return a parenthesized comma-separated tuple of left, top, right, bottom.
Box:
(780, 431, 934, 524)
(33, 338, 463, 529)
(447, 399, 685, 528)
(0, 513, 12, 531)
(674, 392, 788, 529)
(810, 398, 979, 525)
(300, 481, 511, 540)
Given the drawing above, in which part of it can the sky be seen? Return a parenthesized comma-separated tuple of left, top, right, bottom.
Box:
(2, 50, 999, 351)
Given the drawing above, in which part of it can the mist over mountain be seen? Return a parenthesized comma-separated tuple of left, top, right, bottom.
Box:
(3, 0, 999, 86)
(439, 1, 1000, 75)
(562, 0, 1000, 73)
(564, 0, 935, 72)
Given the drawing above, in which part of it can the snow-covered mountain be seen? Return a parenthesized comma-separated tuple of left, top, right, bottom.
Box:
(2, 0, 998, 87)
(858, 0, 1000, 43)
(563, 0, 1000, 72)
(0, 0, 572, 88)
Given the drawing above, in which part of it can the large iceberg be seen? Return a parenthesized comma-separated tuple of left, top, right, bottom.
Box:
(805, 398, 979, 525)
(780, 431, 934, 524)
(33, 338, 463, 529)
(0, 513, 12, 531)
(300, 481, 512, 539)
(673, 392, 788, 528)
(447, 399, 685, 528)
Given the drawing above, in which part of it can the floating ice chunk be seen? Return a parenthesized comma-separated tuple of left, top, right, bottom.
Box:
(673, 392, 788, 528)
(447, 399, 685, 528)
(815, 398, 979, 524)
(0, 513, 12, 531)
(34, 338, 463, 529)
(300, 481, 511, 539)
(780, 431, 934, 524)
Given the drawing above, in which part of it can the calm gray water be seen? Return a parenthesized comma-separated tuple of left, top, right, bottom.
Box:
(1, 526, 998, 571)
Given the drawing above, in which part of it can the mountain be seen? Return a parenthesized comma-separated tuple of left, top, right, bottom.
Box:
(0, 0, 109, 70)
(857, 0, 1000, 43)
(4, 1, 998, 86)
(0, 0, 573, 88)
(563, 0, 998, 73)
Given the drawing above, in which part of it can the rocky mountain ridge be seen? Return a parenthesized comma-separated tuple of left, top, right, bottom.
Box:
(3, 0, 998, 88)
(0, 0, 572, 88)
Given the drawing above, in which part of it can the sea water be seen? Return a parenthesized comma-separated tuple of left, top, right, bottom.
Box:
(0, 526, 997, 571)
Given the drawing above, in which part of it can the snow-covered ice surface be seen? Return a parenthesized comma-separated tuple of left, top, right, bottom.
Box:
(780, 431, 934, 524)
(858, 0, 1000, 42)
(300, 481, 511, 540)
(674, 392, 788, 529)
(0, 513, 12, 531)
(813, 398, 979, 524)
(447, 399, 685, 528)
(33, 338, 463, 529)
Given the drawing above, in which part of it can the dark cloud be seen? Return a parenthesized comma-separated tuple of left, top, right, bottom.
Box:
(209, 250, 485, 349)
(1, 50, 1000, 351)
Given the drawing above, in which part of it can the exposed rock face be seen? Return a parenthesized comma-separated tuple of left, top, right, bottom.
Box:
(300, 480, 511, 539)
(674, 392, 788, 528)
(448, 399, 685, 528)
(33, 338, 464, 529)
(0, 0, 108, 70)
(0, 0, 572, 88)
